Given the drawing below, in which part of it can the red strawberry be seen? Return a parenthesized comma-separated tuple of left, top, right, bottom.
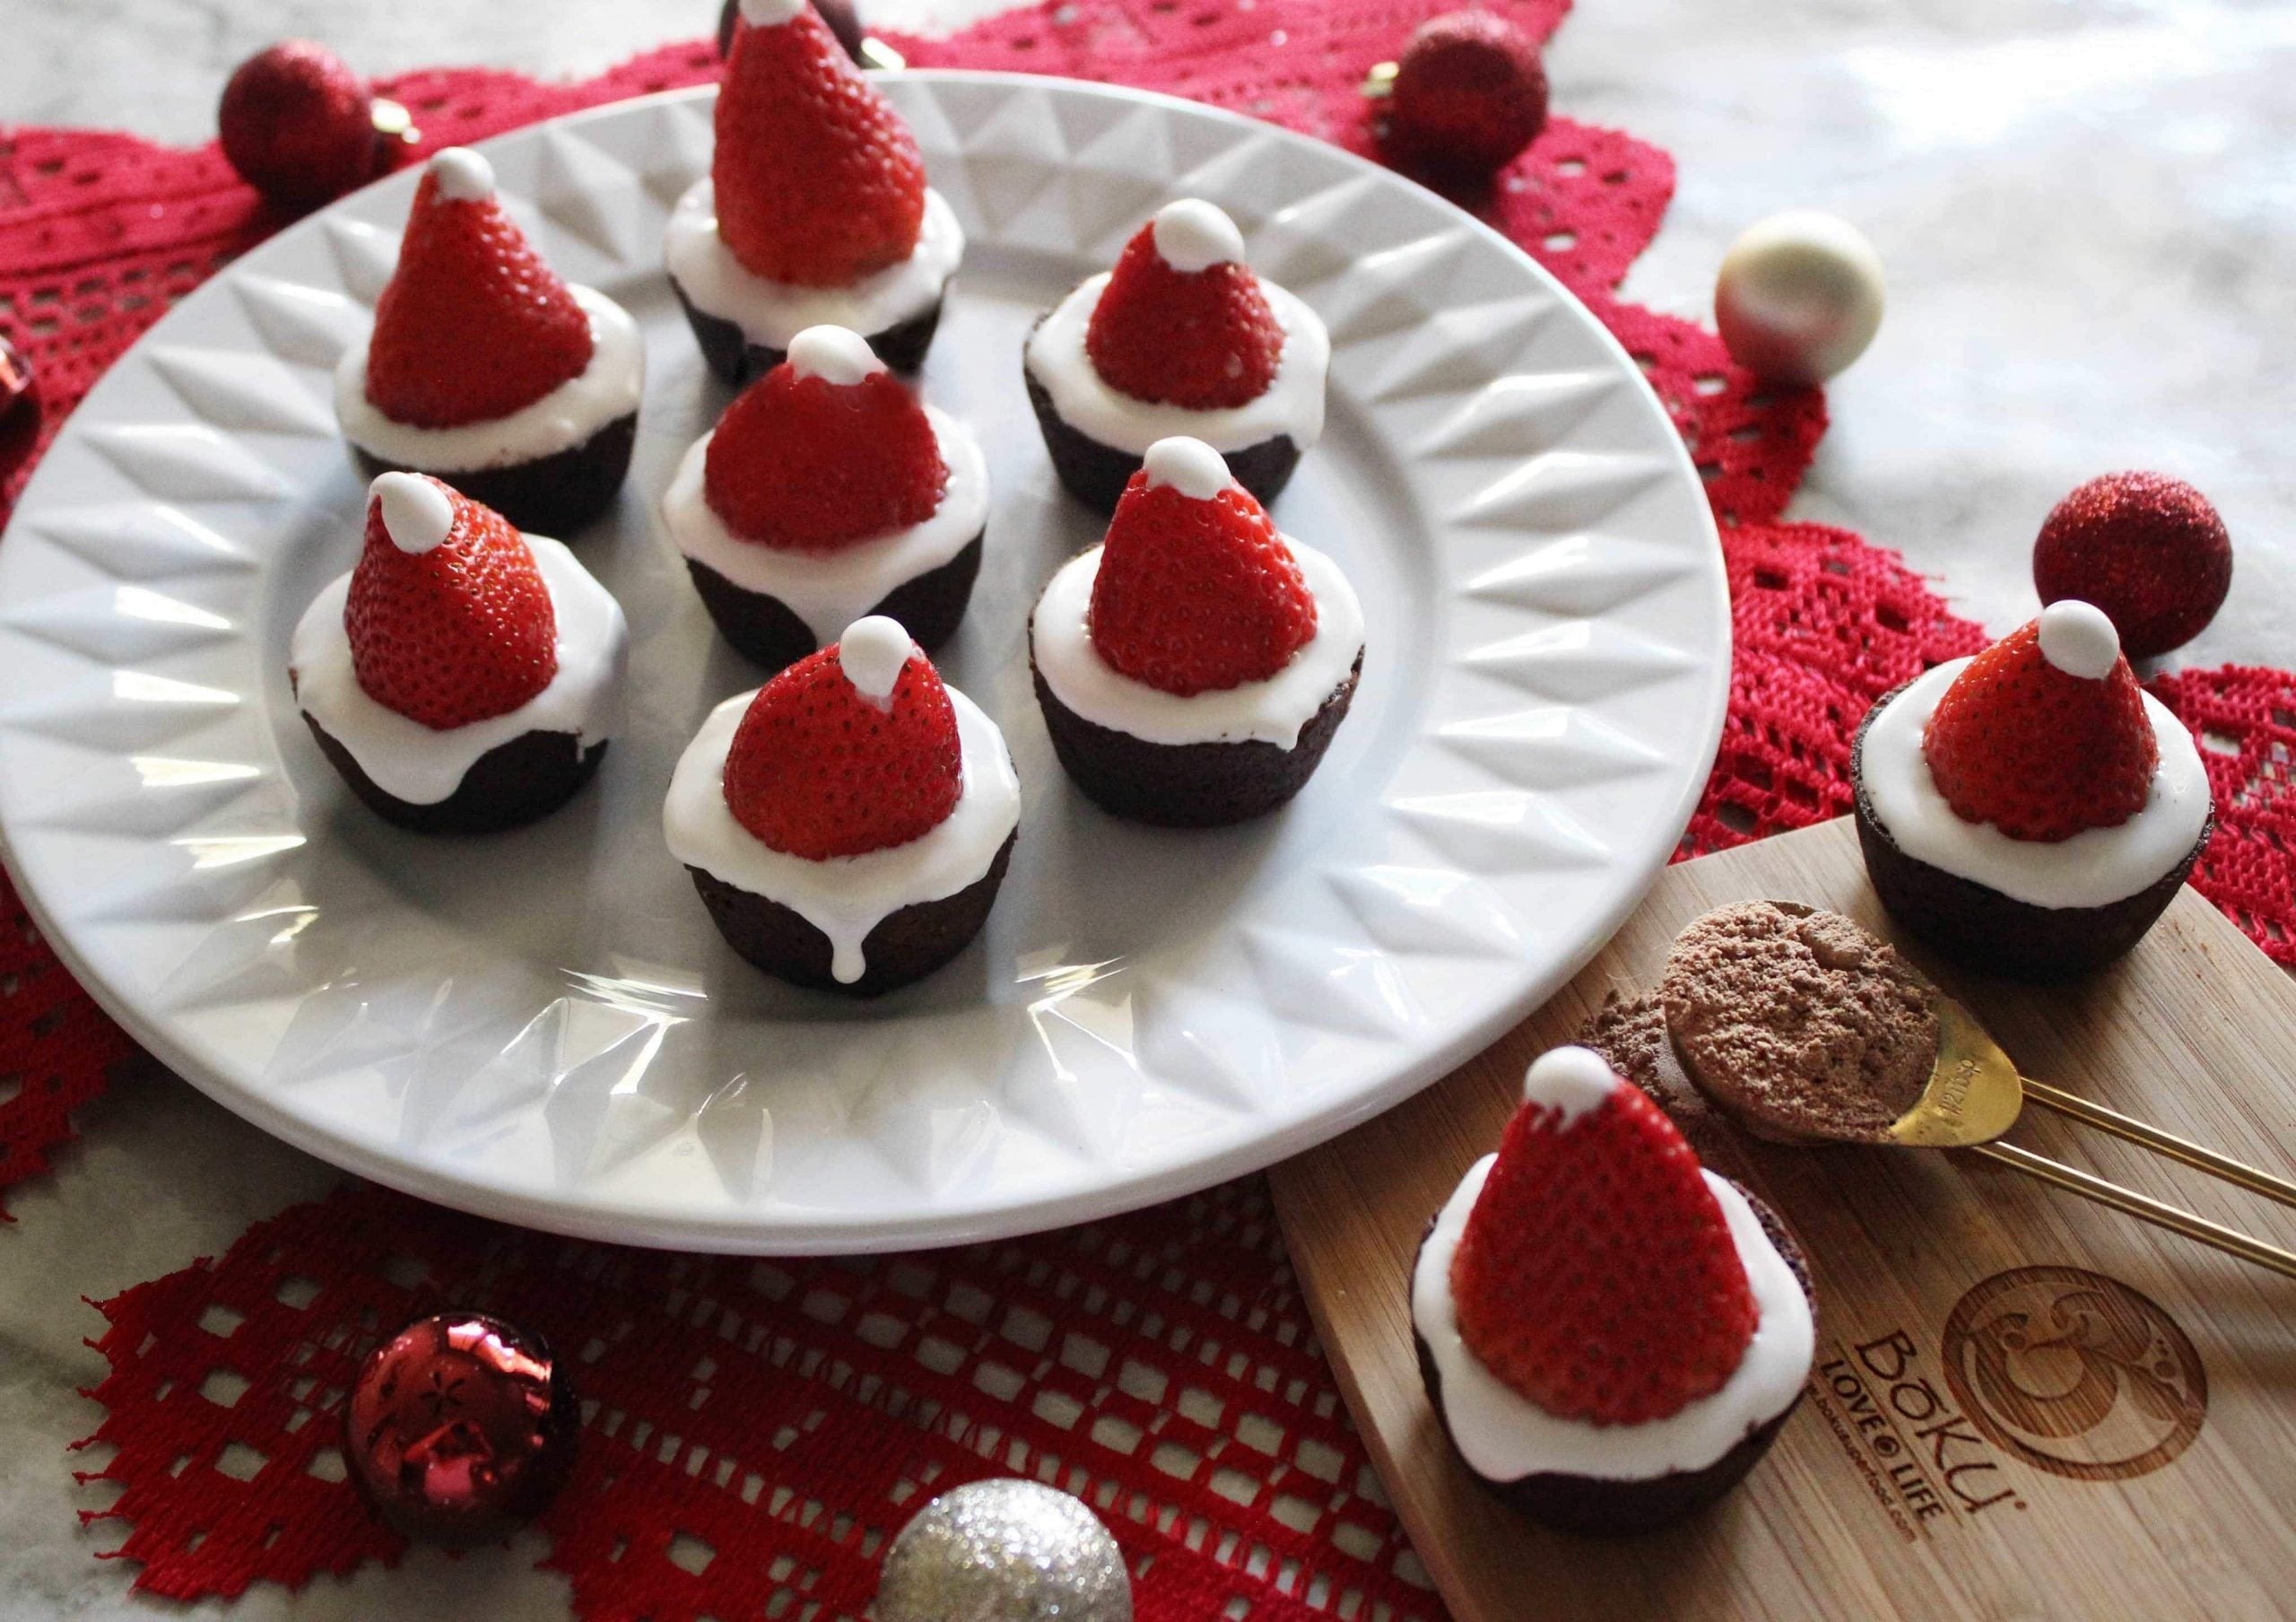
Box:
(346, 475, 559, 730)
(1922, 604, 2158, 842)
(1085, 204, 1283, 410)
(1089, 439, 1318, 696)
(723, 617, 962, 859)
(715, 0, 926, 287)
(2032, 471, 2231, 659)
(1383, 11, 1551, 177)
(1449, 1047, 1759, 1426)
(704, 327, 947, 551)
(365, 150, 594, 430)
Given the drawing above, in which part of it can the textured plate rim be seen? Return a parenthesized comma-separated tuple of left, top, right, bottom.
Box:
(0, 72, 1727, 1251)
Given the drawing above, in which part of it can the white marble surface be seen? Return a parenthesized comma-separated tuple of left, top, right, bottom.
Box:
(1, 0, 2288, 1615)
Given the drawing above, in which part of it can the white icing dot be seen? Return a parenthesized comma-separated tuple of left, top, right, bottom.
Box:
(786, 325, 886, 387)
(1520, 1045, 1620, 1129)
(371, 473, 457, 555)
(1150, 199, 1246, 274)
(737, 0, 809, 24)
(1142, 436, 1236, 501)
(426, 148, 495, 204)
(2037, 599, 2122, 680)
(838, 615, 916, 710)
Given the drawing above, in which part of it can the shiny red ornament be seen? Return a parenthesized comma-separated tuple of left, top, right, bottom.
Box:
(718, 0, 866, 63)
(2033, 471, 2231, 659)
(1381, 11, 1550, 177)
(0, 331, 39, 476)
(218, 40, 386, 211)
(345, 1312, 578, 1546)
(0, 332, 34, 424)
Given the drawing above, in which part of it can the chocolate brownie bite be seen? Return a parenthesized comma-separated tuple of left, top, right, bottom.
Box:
(664, 616, 1019, 997)
(335, 149, 642, 537)
(660, 326, 988, 675)
(1410, 1047, 1815, 1535)
(1029, 437, 1362, 826)
(290, 475, 626, 835)
(665, 0, 961, 384)
(1024, 200, 1327, 513)
(1851, 601, 2213, 980)
(1658, 901, 1938, 1146)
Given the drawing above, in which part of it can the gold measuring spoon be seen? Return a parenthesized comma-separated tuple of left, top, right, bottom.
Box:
(1884, 994, 2296, 1279)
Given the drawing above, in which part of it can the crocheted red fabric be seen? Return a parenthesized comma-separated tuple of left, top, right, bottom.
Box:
(13, 0, 2296, 1615)
(81, 1179, 1430, 1620)
(1682, 521, 1989, 859)
(2145, 665, 2296, 968)
(0, 868, 135, 1215)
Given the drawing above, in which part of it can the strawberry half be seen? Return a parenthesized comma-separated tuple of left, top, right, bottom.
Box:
(1448, 1047, 1760, 1426)
(715, 0, 926, 287)
(723, 616, 962, 859)
(346, 474, 560, 730)
(364, 149, 595, 430)
(1085, 203, 1283, 410)
(704, 326, 947, 552)
(1089, 439, 1318, 696)
(1921, 602, 2158, 842)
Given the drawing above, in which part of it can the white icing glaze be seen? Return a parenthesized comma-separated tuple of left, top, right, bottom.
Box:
(659, 405, 988, 646)
(1862, 658, 2213, 908)
(1523, 1045, 1619, 1129)
(1143, 436, 1234, 501)
(665, 180, 964, 350)
(737, 0, 806, 23)
(290, 536, 629, 806)
(1026, 270, 1329, 456)
(335, 284, 645, 472)
(373, 473, 454, 554)
(1151, 199, 1246, 273)
(1029, 537, 1363, 748)
(427, 147, 494, 202)
(788, 325, 886, 385)
(1413, 1155, 1814, 1483)
(839, 616, 913, 709)
(2038, 599, 2120, 679)
(663, 686, 1020, 985)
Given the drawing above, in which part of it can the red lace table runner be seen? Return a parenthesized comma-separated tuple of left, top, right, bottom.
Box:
(0, 1, 2287, 1617)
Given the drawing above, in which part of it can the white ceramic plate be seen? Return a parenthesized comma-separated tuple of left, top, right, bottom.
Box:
(0, 74, 1726, 1251)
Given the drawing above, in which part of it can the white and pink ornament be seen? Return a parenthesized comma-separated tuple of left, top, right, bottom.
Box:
(1714, 210, 1884, 386)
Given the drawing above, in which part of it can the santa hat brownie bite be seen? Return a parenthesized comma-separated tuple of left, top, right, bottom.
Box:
(1030, 437, 1362, 825)
(1852, 599, 2213, 978)
(661, 325, 987, 673)
(666, 0, 963, 381)
(1413, 1046, 1816, 1535)
(664, 616, 1020, 996)
(290, 474, 628, 833)
(1025, 200, 1329, 511)
(336, 148, 644, 536)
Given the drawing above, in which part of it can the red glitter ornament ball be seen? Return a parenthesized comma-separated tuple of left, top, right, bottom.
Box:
(2033, 472, 2231, 659)
(345, 1312, 579, 1546)
(1381, 11, 1550, 177)
(218, 40, 385, 211)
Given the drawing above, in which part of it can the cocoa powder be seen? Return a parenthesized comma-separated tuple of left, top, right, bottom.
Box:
(1658, 901, 1938, 1144)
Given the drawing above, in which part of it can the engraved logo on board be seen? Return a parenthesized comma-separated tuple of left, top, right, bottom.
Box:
(1940, 1265, 2207, 1482)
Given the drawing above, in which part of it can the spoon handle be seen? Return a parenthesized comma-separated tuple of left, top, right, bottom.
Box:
(1973, 1141, 2296, 1280)
(2019, 1078, 2296, 1211)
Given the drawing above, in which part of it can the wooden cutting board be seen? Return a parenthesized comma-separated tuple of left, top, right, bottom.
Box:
(1270, 816, 2296, 1622)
